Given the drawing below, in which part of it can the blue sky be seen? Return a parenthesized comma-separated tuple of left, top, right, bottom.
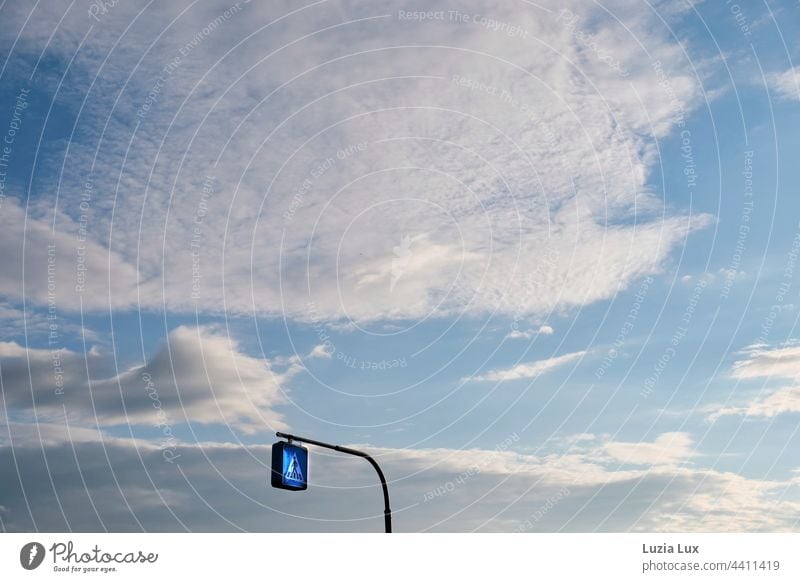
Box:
(1, 0, 800, 532)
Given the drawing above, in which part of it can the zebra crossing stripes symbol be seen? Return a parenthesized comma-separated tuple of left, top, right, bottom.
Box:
(285, 452, 304, 482)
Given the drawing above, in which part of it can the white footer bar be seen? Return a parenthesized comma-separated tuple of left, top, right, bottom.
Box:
(2, 533, 798, 581)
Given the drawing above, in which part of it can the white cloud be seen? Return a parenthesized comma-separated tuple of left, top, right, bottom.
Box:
(730, 344, 800, 381)
(0, 197, 140, 311)
(768, 67, 800, 102)
(0, 0, 711, 325)
(602, 432, 694, 466)
(307, 343, 333, 359)
(506, 328, 534, 340)
(470, 350, 585, 382)
(708, 344, 800, 420)
(0, 430, 796, 532)
(0, 325, 294, 433)
(711, 386, 800, 420)
(505, 324, 554, 340)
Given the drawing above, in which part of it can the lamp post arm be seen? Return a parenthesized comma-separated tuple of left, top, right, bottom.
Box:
(276, 432, 392, 533)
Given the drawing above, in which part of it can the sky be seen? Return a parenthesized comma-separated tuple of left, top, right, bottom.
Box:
(0, 0, 799, 532)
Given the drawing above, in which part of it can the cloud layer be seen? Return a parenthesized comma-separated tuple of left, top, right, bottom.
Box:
(711, 344, 800, 420)
(0, 325, 293, 433)
(5, 0, 784, 536)
(1, 430, 797, 532)
(0, 0, 710, 326)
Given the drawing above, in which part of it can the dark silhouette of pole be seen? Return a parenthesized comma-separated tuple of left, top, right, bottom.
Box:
(275, 432, 392, 533)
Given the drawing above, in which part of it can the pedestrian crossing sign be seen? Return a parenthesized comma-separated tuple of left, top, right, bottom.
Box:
(271, 441, 309, 491)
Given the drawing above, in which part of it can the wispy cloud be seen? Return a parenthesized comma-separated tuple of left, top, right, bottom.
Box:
(0, 0, 711, 324)
(710, 343, 800, 420)
(768, 66, 800, 102)
(469, 350, 585, 382)
(711, 387, 800, 420)
(730, 344, 800, 380)
(505, 324, 554, 340)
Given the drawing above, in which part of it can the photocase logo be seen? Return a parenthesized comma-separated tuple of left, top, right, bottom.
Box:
(20, 542, 45, 570)
(390, 234, 422, 291)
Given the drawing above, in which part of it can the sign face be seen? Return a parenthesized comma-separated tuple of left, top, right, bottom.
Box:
(271, 441, 308, 491)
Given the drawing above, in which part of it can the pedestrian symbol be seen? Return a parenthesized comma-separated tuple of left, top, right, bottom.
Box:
(285, 453, 304, 482)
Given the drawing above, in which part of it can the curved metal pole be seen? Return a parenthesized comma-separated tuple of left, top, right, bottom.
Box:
(276, 432, 392, 533)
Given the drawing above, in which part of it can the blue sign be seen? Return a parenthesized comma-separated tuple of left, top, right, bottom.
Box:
(271, 441, 308, 491)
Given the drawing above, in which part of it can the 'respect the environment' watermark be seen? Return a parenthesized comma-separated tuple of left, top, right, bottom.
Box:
(136, 2, 246, 119)
(720, 150, 754, 299)
(46, 243, 66, 395)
